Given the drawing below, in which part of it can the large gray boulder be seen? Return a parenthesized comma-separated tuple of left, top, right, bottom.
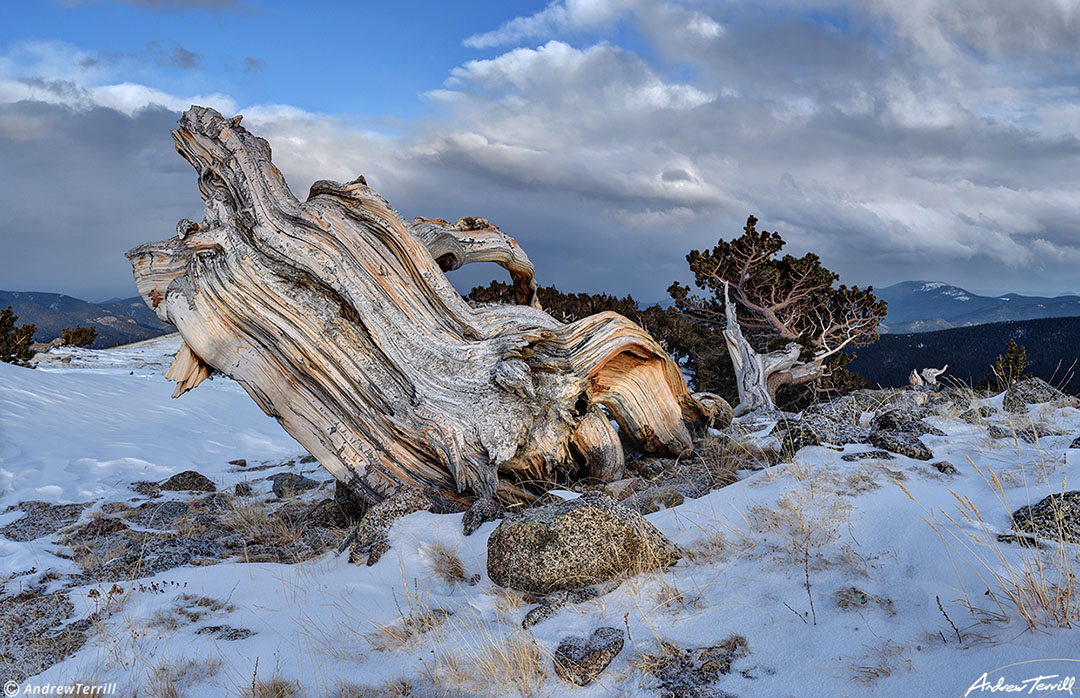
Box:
(486, 491, 680, 593)
(1003, 377, 1076, 413)
(1011, 491, 1080, 543)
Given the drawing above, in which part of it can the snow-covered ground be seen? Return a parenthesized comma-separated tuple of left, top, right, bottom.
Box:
(2, 337, 1080, 697)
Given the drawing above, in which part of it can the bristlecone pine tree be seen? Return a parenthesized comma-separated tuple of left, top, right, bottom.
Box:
(469, 281, 736, 401)
(61, 325, 98, 348)
(1, 306, 37, 367)
(669, 215, 887, 415)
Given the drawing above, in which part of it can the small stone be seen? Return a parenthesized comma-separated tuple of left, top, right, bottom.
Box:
(1016, 425, 1063, 444)
(228, 459, 247, 467)
(625, 487, 684, 514)
(366, 540, 391, 566)
(601, 478, 640, 501)
(196, 624, 255, 641)
(76, 517, 128, 537)
(868, 430, 933, 460)
(269, 472, 320, 498)
(462, 497, 504, 536)
(161, 470, 216, 492)
(233, 482, 254, 497)
(131, 481, 162, 498)
(959, 407, 995, 424)
(870, 410, 945, 436)
(841, 450, 895, 462)
(931, 461, 958, 475)
(553, 626, 624, 686)
(521, 587, 601, 629)
(1071, 436, 1080, 449)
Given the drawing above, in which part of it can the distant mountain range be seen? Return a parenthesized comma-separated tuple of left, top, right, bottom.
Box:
(877, 281, 1080, 334)
(847, 315, 1080, 395)
(0, 290, 173, 349)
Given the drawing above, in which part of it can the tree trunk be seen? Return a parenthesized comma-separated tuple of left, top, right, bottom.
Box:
(721, 282, 823, 416)
(127, 106, 729, 505)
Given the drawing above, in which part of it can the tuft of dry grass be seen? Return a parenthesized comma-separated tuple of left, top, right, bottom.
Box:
(846, 630, 913, 685)
(145, 656, 222, 698)
(366, 576, 452, 652)
(243, 676, 302, 698)
(697, 434, 783, 482)
(903, 456, 1080, 631)
(422, 542, 469, 586)
(423, 614, 547, 698)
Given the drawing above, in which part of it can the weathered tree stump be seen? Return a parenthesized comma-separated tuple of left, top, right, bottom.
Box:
(128, 106, 726, 505)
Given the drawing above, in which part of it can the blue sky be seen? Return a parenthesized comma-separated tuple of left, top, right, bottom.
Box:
(2, 0, 1079, 302)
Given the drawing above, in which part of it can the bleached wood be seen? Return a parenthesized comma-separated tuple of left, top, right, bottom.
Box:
(128, 106, 727, 504)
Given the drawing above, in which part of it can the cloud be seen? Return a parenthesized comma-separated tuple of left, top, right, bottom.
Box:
(3, 3, 1080, 303)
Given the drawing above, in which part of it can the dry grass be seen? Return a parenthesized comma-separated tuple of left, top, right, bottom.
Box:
(846, 630, 913, 685)
(422, 542, 469, 586)
(149, 593, 234, 632)
(243, 676, 302, 698)
(697, 434, 784, 481)
(655, 576, 704, 613)
(222, 496, 304, 550)
(145, 656, 222, 698)
(902, 457, 1080, 631)
(330, 680, 417, 698)
(423, 614, 547, 698)
(366, 576, 452, 652)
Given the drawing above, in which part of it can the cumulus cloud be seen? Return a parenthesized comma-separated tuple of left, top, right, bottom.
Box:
(3, 2, 1080, 302)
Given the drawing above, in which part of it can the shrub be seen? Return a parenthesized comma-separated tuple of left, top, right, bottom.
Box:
(61, 325, 98, 348)
(0, 306, 36, 366)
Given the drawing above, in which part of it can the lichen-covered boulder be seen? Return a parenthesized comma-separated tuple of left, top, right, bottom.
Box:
(868, 430, 933, 460)
(161, 470, 216, 492)
(869, 410, 945, 437)
(771, 413, 868, 454)
(553, 626, 624, 686)
(1003, 377, 1076, 413)
(486, 491, 680, 593)
(1011, 491, 1080, 543)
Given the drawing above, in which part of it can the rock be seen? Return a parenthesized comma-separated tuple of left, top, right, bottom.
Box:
(553, 626, 624, 686)
(131, 481, 162, 498)
(1072, 436, 1080, 449)
(626, 456, 674, 480)
(486, 491, 680, 593)
(1003, 377, 1074, 413)
(462, 497, 504, 536)
(0, 501, 90, 542)
(347, 487, 432, 564)
(1011, 491, 1080, 543)
(869, 410, 945, 437)
(195, 625, 254, 641)
(601, 478, 640, 501)
(161, 470, 216, 492)
(1016, 425, 1063, 444)
(959, 406, 996, 424)
(868, 431, 933, 460)
(299, 454, 318, 464)
(624, 487, 684, 514)
(931, 461, 958, 475)
(772, 413, 868, 454)
(228, 459, 247, 467)
(233, 482, 254, 497)
(522, 586, 602, 628)
(841, 450, 895, 462)
(269, 472, 320, 498)
(127, 500, 190, 527)
(334, 481, 369, 521)
(75, 517, 128, 537)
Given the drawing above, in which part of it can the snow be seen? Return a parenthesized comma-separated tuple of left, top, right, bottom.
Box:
(2, 340, 1080, 697)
